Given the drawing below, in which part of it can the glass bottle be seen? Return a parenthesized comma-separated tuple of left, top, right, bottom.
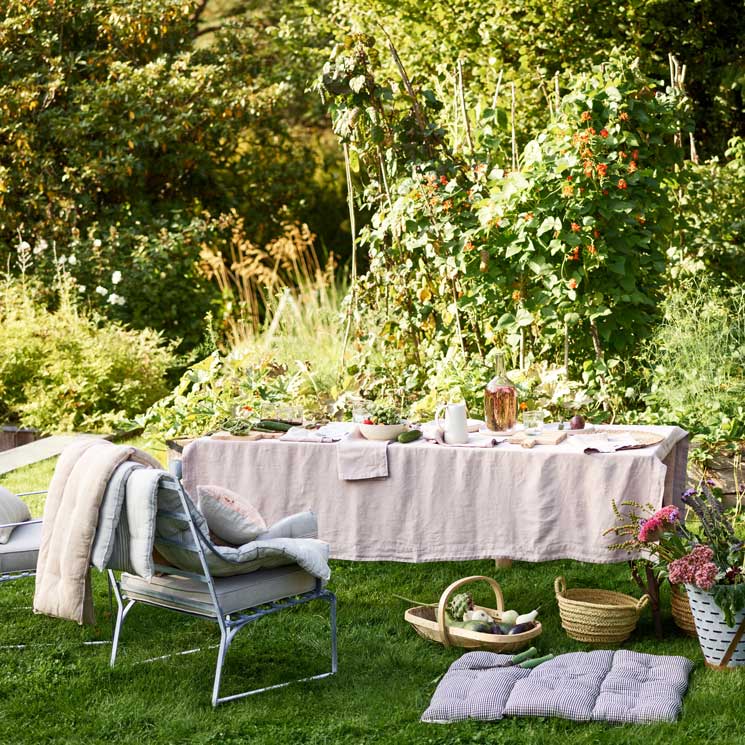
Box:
(484, 351, 517, 432)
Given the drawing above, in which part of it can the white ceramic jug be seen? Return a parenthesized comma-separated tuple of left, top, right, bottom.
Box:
(435, 401, 469, 445)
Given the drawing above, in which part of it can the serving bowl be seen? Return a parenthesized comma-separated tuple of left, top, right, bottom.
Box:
(358, 422, 408, 441)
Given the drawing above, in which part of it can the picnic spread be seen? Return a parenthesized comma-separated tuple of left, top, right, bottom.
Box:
(180, 423, 689, 564)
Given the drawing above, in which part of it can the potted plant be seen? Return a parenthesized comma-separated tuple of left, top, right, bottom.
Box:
(606, 483, 745, 667)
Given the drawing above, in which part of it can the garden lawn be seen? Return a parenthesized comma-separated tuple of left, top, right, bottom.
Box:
(2, 454, 744, 745)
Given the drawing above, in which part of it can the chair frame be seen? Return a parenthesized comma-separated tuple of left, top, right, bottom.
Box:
(107, 477, 337, 706)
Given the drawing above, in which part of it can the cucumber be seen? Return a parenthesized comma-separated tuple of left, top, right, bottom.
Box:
(509, 647, 538, 665)
(397, 429, 422, 444)
(518, 653, 554, 669)
(255, 419, 293, 432)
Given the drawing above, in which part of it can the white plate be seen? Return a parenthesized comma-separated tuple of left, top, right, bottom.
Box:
(358, 423, 408, 441)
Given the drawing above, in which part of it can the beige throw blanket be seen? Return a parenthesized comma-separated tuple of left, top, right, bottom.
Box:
(33, 438, 161, 625)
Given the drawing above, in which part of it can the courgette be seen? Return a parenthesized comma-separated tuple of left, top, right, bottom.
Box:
(397, 429, 422, 444)
(509, 647, 538, 665)
(255, 419, 294, 432)
(518, 653, 554, 669)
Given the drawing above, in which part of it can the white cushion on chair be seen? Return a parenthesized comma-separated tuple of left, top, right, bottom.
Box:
(0, 487, 31, 544)
(0, 520, 41, 573)
(120, 563, 318, 617)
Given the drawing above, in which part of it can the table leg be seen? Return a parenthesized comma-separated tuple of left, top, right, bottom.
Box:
(494, 559, 513, 569)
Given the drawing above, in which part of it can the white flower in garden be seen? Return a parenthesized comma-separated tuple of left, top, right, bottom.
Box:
(108, 293, 126, 306)
(111, 270, 122, 285)
(93, 238, 102, 248)
(33, 239, 48, 255)
(95, 286, 107, 296)
(78, 285, 86, 293)
(17, 240, 31, 252)
(68, 254, 77, 265)
(58, 254, 67, 265)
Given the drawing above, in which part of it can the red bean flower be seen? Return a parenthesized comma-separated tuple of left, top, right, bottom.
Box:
(600, 128, 609, 138)
(617, 178, 627, 190)
(571, 222, 581, 232)
(568, 278, 578, 289)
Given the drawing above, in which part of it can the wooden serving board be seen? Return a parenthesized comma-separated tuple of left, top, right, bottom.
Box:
(210, 431, 284, 441)
(508, 430, 568, 446)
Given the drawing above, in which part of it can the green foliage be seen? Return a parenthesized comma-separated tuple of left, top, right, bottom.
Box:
(0, 273, 175, 433)
(638, 281, 745, 449)
(321, 39, 686, 413)
(137, 270, 350, 439)
(0, 0, 345, 348)
(669, 137, 745, 288)
(340, 0, 745, 158)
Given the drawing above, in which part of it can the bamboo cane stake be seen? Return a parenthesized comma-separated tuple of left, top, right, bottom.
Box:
(458, 59, 475, 158)
(339, 143, 358, 374)
(491, 69, 503, 112)
(511, 82, 518, 172)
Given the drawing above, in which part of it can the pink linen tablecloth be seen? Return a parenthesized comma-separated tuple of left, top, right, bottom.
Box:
(180, 425, 689, 564)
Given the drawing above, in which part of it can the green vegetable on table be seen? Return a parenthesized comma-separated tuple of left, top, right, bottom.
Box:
(397, 429, 422, 443)
(254, 419, 293, 432)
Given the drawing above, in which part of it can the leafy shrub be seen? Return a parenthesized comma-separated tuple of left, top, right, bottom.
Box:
(669, 137, 745, 288)
(638, 281, 745, 447)
(0, 0, 346, 348)
(0, 272, 175, 433)
(321, 41, 686, 414)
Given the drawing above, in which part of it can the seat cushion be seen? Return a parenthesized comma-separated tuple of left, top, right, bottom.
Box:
(120, 563, 318, 617)
(0, 520, 42, 573)
(0, 487, 32, 544)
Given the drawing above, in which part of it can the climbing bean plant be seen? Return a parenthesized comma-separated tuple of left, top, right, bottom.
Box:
(320, 36, 688, 407)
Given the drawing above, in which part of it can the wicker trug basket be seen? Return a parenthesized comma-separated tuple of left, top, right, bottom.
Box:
(554, 576, 649, 643)
(404, 575, 542, 653)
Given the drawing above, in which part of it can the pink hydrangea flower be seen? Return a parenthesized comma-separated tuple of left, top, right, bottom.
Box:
(638, 505, 680, 543)
(668, 545, 717, 590)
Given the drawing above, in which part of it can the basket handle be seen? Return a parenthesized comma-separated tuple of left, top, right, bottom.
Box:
(436, 575, 505, 649)
(554, 576, 567, 596)
(636, 594, 650, 613)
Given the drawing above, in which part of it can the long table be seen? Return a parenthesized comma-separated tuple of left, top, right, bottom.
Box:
(181, 425, 689, 564)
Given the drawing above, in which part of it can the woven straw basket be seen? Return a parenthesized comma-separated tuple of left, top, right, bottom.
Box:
(670, 584, 698, 638)
(404, 575, 542, 652)
(554, 576, 649, 643)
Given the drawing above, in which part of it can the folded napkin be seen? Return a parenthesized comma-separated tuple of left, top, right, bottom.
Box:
(336, 426, 389, 480)
(421, 422, 501, 448)
(565, 432, 640, 453)
(280, 422, 356, 443)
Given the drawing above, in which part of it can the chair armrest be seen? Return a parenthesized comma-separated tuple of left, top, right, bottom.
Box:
(0, 518, 42, 529)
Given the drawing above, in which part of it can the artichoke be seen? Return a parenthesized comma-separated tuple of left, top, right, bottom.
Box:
(447, 592, 473, 622)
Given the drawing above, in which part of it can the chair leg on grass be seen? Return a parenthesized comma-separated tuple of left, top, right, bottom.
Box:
(108, 570, 136, 667)
(211, 591, 338, 707)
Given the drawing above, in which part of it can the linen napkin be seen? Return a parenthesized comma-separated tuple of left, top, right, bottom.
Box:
(421, 422, 502, 448)
(280, 422, 356, 443)
(565, 432, 639, 453)
(336, 426, 389, 480)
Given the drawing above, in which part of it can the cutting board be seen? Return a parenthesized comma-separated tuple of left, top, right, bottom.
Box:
(508, 430, 568, 446)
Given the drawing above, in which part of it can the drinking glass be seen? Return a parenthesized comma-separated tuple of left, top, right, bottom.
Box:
(522, 410, 544, 436)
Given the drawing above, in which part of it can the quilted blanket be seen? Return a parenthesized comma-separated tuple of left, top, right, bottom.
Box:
(422, 650, 693, 725)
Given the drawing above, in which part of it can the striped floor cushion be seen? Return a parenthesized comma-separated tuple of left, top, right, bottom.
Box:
(422, 650, 693, 725)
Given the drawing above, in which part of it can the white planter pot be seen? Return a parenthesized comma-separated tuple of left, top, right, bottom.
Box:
(686, 584, 745, 668)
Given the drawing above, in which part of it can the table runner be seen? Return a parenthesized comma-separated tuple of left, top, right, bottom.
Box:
(181, 425, 688, 564)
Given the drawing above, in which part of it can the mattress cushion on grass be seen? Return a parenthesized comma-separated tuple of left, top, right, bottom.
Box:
(422, 650, 693, 725)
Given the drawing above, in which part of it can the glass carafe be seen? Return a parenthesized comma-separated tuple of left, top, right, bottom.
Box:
(484, 351, 517, 432)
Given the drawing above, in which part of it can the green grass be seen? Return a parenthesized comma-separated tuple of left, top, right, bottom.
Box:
(2, 455, 745, 744)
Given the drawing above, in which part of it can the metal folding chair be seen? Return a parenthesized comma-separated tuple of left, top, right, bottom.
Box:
(107, 476, 337, 706)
